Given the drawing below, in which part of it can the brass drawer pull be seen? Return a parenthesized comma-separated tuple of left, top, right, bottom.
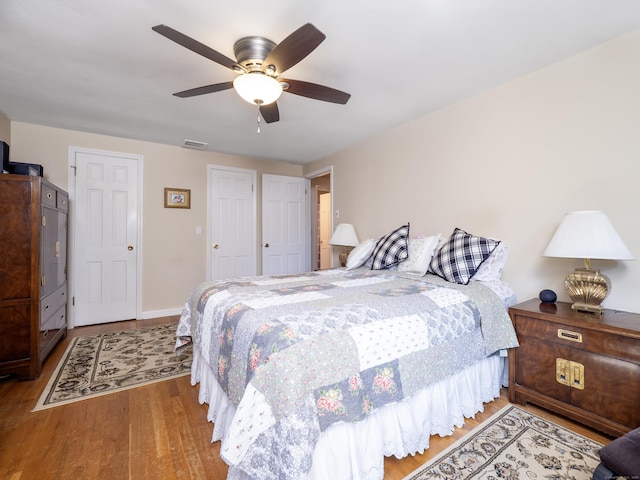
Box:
(556, 358, 570, 386)
(556, 358, 585, 389)
(558, 329, 582, 343)
(572, 362, 585, 390)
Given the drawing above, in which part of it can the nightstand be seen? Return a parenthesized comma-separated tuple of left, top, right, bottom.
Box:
(508, 299, 640, 437)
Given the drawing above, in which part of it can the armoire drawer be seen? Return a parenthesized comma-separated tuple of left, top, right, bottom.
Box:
(40, 306, 66, 354)
(0, 302, 31, 363)
(40, 284, 68, 328)
(57, 191, 69, 211)
(41, 184, 57, 208)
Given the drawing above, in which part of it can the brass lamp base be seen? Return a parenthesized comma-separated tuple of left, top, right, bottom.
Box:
(339, 249, 349, 267)
(564, 267, 611, 314)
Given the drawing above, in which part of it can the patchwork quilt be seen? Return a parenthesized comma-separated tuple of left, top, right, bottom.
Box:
(176, 268, 518, 479)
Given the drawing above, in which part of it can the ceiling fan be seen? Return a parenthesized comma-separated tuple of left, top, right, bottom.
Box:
(152, 23, 351, 124)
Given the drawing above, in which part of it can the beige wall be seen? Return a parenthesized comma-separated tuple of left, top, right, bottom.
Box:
(9, 122, 302, 317)
(306, 29, 640, 313)
(7, 28, 640, 315)
(0, 111, 10, 143)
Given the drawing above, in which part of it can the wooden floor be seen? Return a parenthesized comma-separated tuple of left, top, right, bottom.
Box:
(0, 316, 612, 480)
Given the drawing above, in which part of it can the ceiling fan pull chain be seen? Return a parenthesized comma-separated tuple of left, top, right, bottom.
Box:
(255, 101, 262, 134)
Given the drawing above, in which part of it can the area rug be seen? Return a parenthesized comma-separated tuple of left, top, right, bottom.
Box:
(403, 404, 603, 480)
(33, 323, 191, 411)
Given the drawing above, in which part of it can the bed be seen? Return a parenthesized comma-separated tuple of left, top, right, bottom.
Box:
(176, 226, 519, 480)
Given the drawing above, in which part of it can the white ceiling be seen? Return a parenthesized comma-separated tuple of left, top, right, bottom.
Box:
(2, 1, 640, 164)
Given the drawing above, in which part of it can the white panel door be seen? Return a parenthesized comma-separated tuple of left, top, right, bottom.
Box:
(72, 150, 139, 326)
(262, 174, 309, 275)
(209, 166, 256, 280)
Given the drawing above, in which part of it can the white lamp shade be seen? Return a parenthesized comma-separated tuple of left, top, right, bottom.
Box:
(329, 223, 359, 247)
(543, 210, 634, 260)
(233, 73, 283, 105)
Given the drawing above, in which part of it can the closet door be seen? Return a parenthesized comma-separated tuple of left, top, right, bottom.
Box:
(72, 148, 140, 326)
(208, 166, 256, 281)
(261, 174, 309, 276)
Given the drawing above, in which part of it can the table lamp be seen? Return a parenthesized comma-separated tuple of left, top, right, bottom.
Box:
(543, 210, 634, 314)
(329, 223, 359, 267)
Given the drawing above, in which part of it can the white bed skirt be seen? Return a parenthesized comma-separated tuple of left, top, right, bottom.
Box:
(190, 347, 506, 480)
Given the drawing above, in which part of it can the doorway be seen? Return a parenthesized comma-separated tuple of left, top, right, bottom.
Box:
(319, 192, 331, 269)
(308, 167, 332, 270)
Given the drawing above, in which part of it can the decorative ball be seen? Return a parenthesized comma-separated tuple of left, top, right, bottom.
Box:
(539, 289, 557, 303)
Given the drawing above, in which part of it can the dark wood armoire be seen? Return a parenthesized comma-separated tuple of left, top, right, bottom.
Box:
(0, 174, 68, 379)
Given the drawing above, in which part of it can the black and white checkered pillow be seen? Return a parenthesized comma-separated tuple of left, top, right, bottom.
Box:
(429, 228, 500, 284)
(370, 223, 410, 270)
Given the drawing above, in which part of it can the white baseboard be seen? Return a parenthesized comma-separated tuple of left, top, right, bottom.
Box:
(140, 307, 182, 319)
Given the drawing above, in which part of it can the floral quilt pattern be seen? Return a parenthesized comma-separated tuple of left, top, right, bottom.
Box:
(315, 359, 401, 430)
(176, 268, 519, 479)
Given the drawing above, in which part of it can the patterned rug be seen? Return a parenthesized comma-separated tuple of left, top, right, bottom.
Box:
(403, 405, 603, 480)
(33, 323, 191, 411)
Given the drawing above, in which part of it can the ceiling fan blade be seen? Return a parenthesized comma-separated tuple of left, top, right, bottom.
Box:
(281, 79, 351, 104)
(173, 82, 234, 98)
(263, 23, 325, 75)
(152, 25, 244, 72)
(259, 102, 280, 123)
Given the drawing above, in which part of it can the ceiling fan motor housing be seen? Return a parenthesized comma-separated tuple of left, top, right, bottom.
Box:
(233, 36, 277, 73)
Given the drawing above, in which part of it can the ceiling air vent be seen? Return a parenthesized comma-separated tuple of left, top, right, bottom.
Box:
(182, 139, 208, 150)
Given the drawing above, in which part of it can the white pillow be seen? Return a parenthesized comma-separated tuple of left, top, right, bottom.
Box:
(472, 243, 509, 282)
(398, 235, 441, 275)
(346, 238, 376, 270)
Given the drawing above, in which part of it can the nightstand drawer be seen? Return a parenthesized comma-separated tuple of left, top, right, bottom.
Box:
(514, 315, 640, 364)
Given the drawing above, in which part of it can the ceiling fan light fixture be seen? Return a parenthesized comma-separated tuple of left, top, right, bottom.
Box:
(233, 72, 283, 106)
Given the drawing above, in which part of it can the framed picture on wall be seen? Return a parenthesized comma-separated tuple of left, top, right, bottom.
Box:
(164, 188, 191, 209)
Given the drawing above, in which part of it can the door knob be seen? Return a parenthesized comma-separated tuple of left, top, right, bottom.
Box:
(213, 243, 219, 249)
(263, 243, 269, 247)
(128, 245, 134, 251)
